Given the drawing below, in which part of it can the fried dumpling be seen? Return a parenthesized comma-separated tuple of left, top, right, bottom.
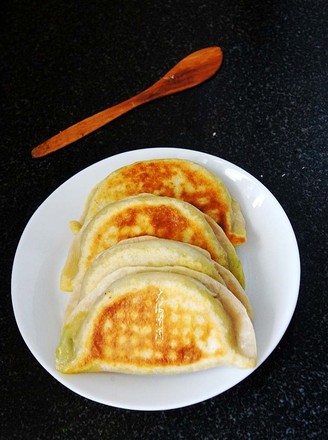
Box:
(56, 272, 256, 374)
(79, 237, 226, 296)
(63, 237, 252, 323)
(64, 237, 224, 320)
(60, 194, 245, 292)
(76, 159, 246, 246)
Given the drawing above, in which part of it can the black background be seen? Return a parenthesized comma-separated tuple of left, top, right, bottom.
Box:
(1, 1, 327, 438)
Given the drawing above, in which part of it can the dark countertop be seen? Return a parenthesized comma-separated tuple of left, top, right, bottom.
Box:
(1, 0, 327, 438)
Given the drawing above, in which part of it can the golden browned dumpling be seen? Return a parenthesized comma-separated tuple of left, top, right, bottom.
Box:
(60, 194, 245, 292)
(76, 159, 246, 246)
(56, 272, 256, 374)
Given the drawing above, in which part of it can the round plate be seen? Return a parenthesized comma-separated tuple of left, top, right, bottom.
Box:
(11, 148, 300, 410)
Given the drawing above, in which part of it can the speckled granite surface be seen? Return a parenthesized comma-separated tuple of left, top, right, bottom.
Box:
(1, 0, 327, 438)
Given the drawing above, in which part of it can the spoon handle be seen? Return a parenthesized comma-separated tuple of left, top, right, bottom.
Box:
(31, 93, 148, 158)
(31, 47, 223, 158)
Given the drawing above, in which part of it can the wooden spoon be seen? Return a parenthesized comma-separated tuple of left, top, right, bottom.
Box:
(31, 47, 223, 158)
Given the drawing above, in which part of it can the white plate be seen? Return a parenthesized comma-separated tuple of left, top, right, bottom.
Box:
(11, 147, 300, 411)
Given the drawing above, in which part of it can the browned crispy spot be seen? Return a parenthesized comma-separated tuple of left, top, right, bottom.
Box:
(89, 287, 220, 367)
(87, 205, 215, 266)
(97, 160, 232, 236)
